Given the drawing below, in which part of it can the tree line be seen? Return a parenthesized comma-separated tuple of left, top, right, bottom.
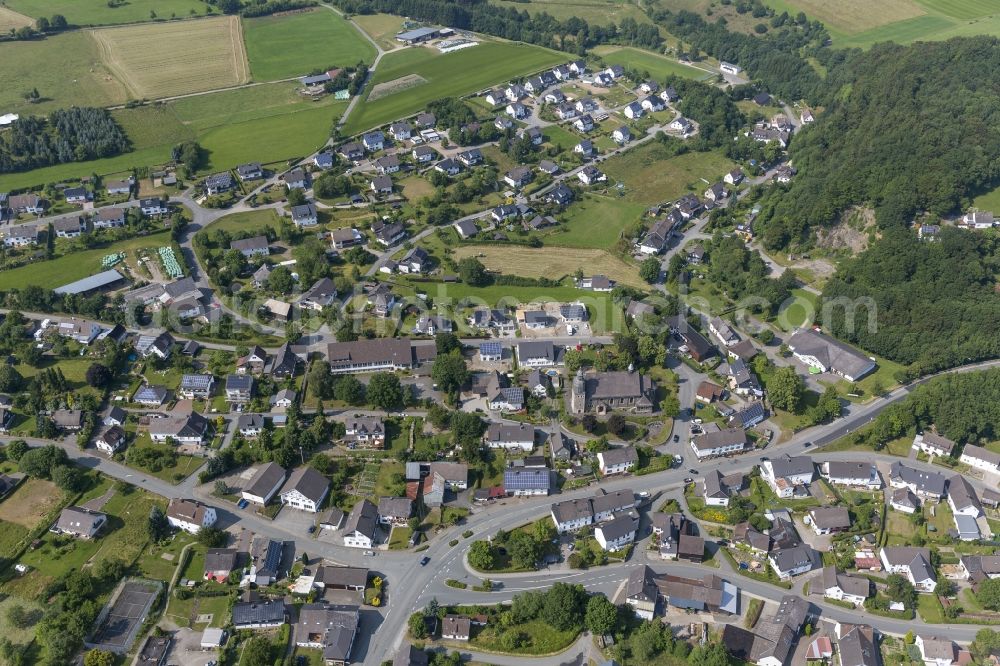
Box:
(333, 0, 661, 53)
(0, 108, 130, 174)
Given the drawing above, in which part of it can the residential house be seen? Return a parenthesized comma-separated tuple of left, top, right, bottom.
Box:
(959, 444, 1000, 474)
(888, 462, 946, 500)
(94, 207, 126, 229)
(625, 565, 659, 620)
(597, 447, 638, 476)
(55, 506, 106, 539)
(377, 497, 413, 525)
(595, 513, 638, 551)
(232, 594, 286, 630)
(372, 220, 406, 246)
(370, 175, 393, 196)
(690, 428, 749, 460)
(623, 101, 644, 119)
(669, 117, 693, 134)
(485, 422, 534, 451)
(516, 341, 560, 367)
(457, 148, 483, 167)
(280, 466, 330, 513)
(915, 636, 967, 666)
(822, 461, 882, 489)
(231, 235, 269, 258)
(612, 126, 631, 144)
(702, 470, 746, 507)
(314, 152, 335, 169)
(913, 431, 956, 458)
(295, 604, 359, 665)
(134, 385, 168, 406)
(574, 139, 595, 158)
(823, 566, 871, 605)
(641, 95, 665, 112)
(64, 187, 88, 205)
(504, 166, 533, 189)
(412, 145, 436, 163)
(890, 488, 920, 514)
(204, 548, 238, 582)
(390, 121, 413, 141)
(762, 455, 815, 498)
(808, 507, 851, 535)
(140, 197, 169, 216)
(362, 131, 385, 152)
(236, 413, 264, 438)
(291, 203, 318, 227)
(399, 246, 429, 274)
(442, 615, 471, 641)
(52, 409, 84, 431)
(53, 216, 85, 238)
(204, 172, 234, 195)
(326, 338, 420, 373)
(574, 114, 595, 132)
(237, 163, 263, 181)
(879, 547, 936, 591)
(578, 165, 605, 185)
(225, 374, 254, 404)
(769, 544, 815, 580)
(504, 468, 551, 496)
(453, 219, 478, 239)
(96, 426, 126, 455)
(166, 499, 217, 534)
(343, 499, 378, 549)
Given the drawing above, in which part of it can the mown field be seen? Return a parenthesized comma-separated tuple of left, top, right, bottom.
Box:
(591, 45, 715, 81)
(343, 41, 564, 135)
(92, 16, 249, 99)
(0, 5, 32, 31)
(550, 193, 647, 249)
(243, 8, 376, 82)
(452, 245, 644, 286)
(5, 0, 211, 26)
(491, 0, 652, 25)
(0, 30, 130, 115)
(763, 0, 924, 35)
(352, 13, 405, 50)
(601, 143, 737, 205)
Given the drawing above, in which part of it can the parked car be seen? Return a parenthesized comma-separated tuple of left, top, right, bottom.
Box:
(420, 556, 430, 566)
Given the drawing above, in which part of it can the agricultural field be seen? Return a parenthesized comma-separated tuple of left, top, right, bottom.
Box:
(453, 245, 645, 287)
(591, 46, 715, 81)
(491, 0, 652, 25)
(0, 5, 32, 32)
(601, 143, 738, 206)
(551, 193, 647, 249)
(343, 41, 564, 135)
(759, 0, 1000, 46)
(91, 16, 249, 99)
(352, 13, 406, 50)
(0, 30, 129, 116)
(5, 0, 211, 26)
(242, 8, 377, 82)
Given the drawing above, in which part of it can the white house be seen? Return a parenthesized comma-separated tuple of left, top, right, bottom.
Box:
(594, 514, 637, 551)
(484, 422, 534, 451)
(343, 499, 378, 549)
(960, 444, 1000, 474)
(822, 461, 882, 489)
(915, 636, 961, 666)
(241, 462, 287, 506)
(166, 499, 217, 534)
(761, 456, 815, 498)
(279, 467, 330, 513)
(597, 447, 637, 476)
(879, 547, 936, 592)
(822, 566, 870, 606)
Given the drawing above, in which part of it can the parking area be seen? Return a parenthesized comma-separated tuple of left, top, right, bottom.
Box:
(274, 505, 319, 537)
(165, 627, 218, 666)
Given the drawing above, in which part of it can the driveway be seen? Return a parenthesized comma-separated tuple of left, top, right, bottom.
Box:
(274, 505, 319, 540)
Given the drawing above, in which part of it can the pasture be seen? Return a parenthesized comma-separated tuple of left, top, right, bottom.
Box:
(0, 479, 63, 528)
(763, 0, 924, 35)
(601, 143, 737, 206)
(343, 41, 564, 135)
(352, 13, 405, 50)
(453, 245, 644, 287)
(242, 9, 376, 81)
(91, 16, 249, 99)
(5, 0, 211, 26)
(0, 30, 129, 115)
(591, 46, 715, 81)
(0, 6, 32, 32)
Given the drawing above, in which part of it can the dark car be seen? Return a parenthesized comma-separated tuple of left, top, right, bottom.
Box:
(683, 477, 693, 484)
(760, 456, 769, 461)
(307, 525, 316, 534)
(673, 435, 679, 443)
(420, 556, 430, 566)
(803, 441, 812, 447)
(688, 468, 698, 474)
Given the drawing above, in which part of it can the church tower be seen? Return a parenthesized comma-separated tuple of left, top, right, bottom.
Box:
(571, 368, 587, 414)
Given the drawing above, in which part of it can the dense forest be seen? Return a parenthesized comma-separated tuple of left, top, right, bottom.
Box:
(857, 368, 1000, 451)
(760, 37, 1000, 248)
(0, 108, 130, 174)
(334, 0, 661, 52)
(650, 9, 830, 102)
(666, 77, 745, 148)
(820, 228, 1000, 378)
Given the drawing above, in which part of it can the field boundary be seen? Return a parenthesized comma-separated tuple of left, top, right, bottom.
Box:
(368, 74, 428, 101)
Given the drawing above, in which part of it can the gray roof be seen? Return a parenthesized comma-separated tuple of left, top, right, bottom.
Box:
(599, 447, 638, 466)
(597, 513, 637, 541)
(281, 466, 330, 504)
(810, 506, 850, 530)
(134, 385, 168, 403)
(504, 468, 551, 491)
(948, 475, 982, 514)
(486, 422, 534, 443)
(551, 498, 594, 524)
(769, 455, 815, 479)
(516, 340, 557, 362)
(377, 497, 413, 520)
(245, 463, 287, 499)
(297, 604, 359, 662)
(344, 499, 378, 539)
(56, 506, 105, 535)
(889, 462, 946, 496)
(691, 428, 748, 451)
(231, 235, 269, 253)
(838, 625, 879, 666)
(54, 269, 124, 295)
(586, 371, 649, 401)
(626, 565, 658, 602)
(232, 598, 286, 626)
(788, 328, 875, 379)
(205, 548, 237, 573)
(316, 565, 368, 588)
(395, 645, 429, 666)
(226, 374, 254, 392)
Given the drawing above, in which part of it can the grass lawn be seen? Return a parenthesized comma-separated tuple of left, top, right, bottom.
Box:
(344, 41, 563, 135)
(541, 124, 581, 152)
(0, 230, 174, 290)
(388, 526, 413, 550)
(591, 45, 715, 81)
(352, 13, 405, 50)
(550, 192, 646, 249)
(917, 593, 945, 623)
(243, 9, 377, 81)
(6, 0, 209, 25)
(201, 208, 283, 236)
(293, 648, 326, 666)
(468, 619, 578, 655)
(972, 182, 1000, 214)
(137, 531, 197, 580)
(775, 288, 819, 331)
(0, 596, 44, 647)
(601, 143, 737, 206)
